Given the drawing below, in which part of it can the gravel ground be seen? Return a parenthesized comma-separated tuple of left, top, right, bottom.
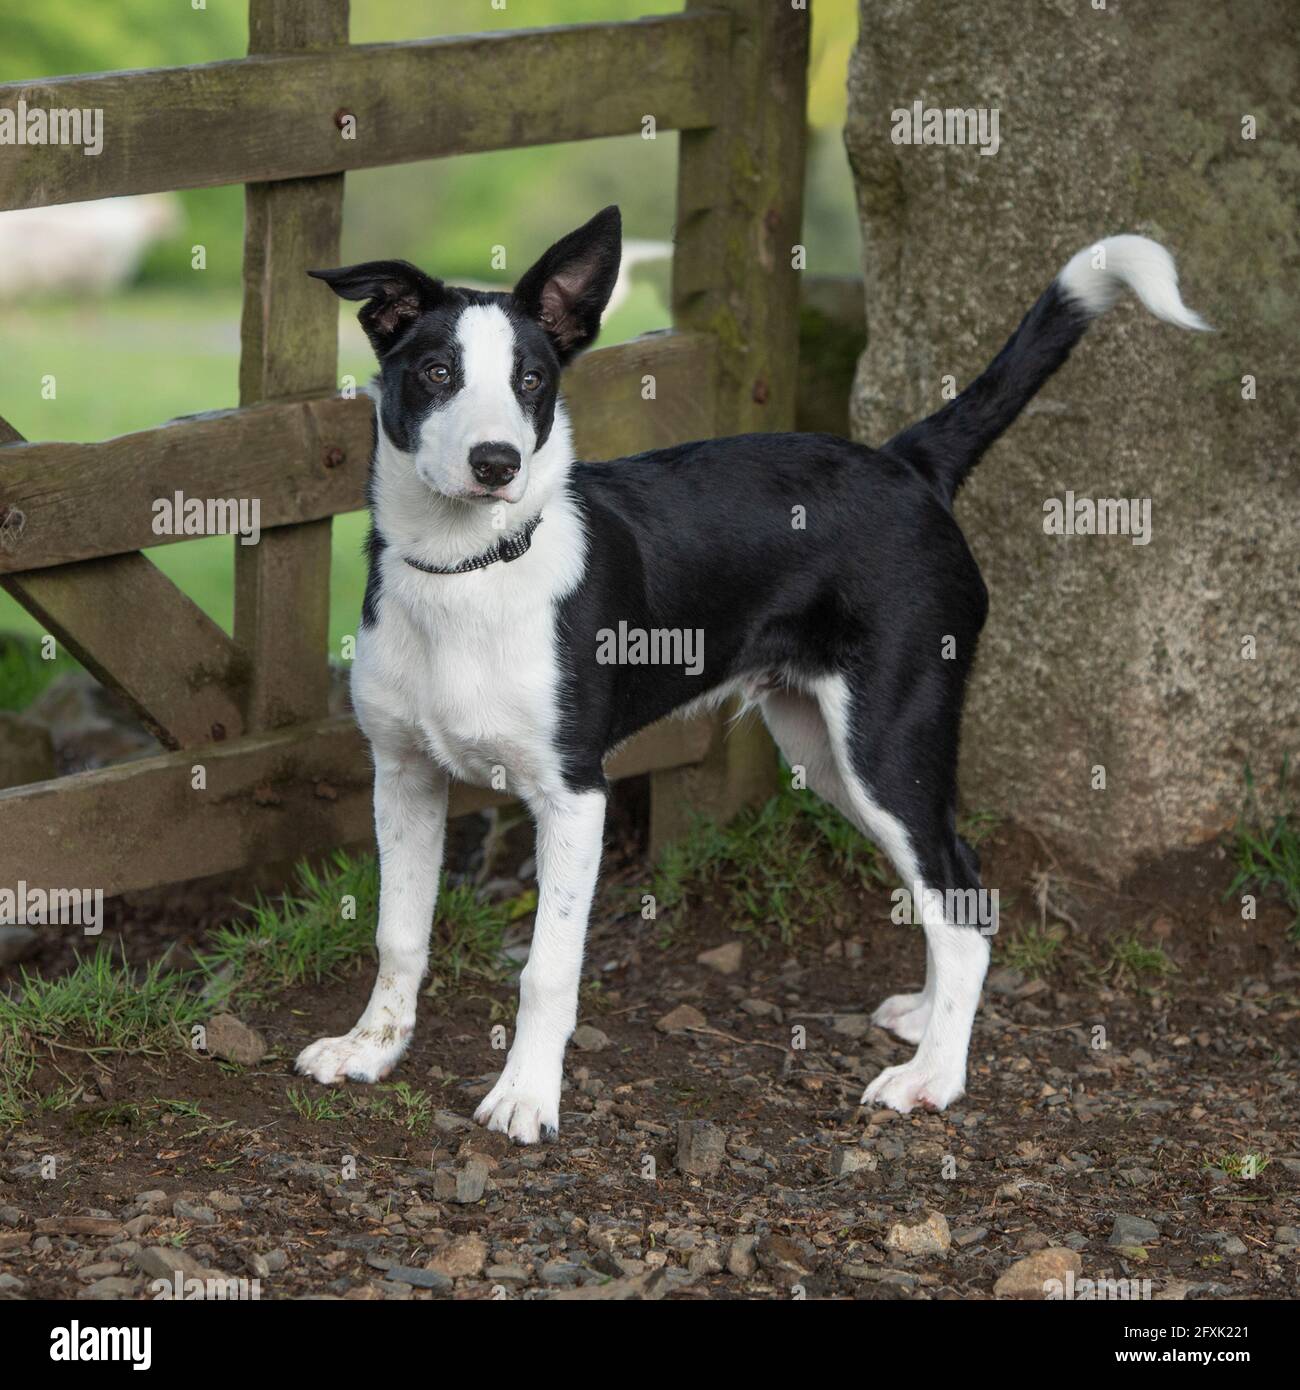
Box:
(0, 814, 1296, 1302)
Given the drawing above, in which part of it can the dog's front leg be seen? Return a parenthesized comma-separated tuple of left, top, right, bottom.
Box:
(296, 743, 449, 1084)
(475, 788, 606, 1143)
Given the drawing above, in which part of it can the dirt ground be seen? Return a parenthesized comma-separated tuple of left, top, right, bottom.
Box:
(1, 800, 1297, 1302)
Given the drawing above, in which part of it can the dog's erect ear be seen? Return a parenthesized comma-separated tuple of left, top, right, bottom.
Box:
(308, 259, 444, 357)
(513, 206, 622, 363)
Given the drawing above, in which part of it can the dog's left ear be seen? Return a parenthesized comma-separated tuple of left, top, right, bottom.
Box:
(513, 206, 622, 362)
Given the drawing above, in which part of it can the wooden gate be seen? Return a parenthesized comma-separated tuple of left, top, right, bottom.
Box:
(0, 0, 808, 897)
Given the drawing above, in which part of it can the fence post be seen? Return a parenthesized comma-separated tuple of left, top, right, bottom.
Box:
(649, 0, 810, 853)
(234, 0, 350, 730)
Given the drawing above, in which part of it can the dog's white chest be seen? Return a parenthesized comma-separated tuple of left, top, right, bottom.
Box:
(353, 549, 572, 798)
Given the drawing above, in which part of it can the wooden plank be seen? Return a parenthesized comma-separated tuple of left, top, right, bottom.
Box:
(0, 14, 729, 212)
(2, 553, 246, 750)
(652, 0, 812, 849)
(565, 330, 716, 461)
(0, 333, 715, 573)
(0, 397, 366, 575)
(673, 0, 809, 434)
(0, 713, 714, 898)
(233, 0, 345, 732)
(0, 412, 246, 750)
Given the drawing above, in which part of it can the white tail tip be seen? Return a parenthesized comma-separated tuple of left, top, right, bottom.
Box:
(1058, 234, 1210, 331)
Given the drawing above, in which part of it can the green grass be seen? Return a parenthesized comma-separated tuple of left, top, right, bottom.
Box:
(1227, 760, 1300, 941)
(286, 1080, 433, 1135)
(198, 850, 511, 1003)
(1104, 934, 1178, 987)
(0, 945, 210, 1126)
(998, 922, 1064, 978)
(1204, 1150, 1271, 1180)
(651, 778, 886, 947)
(0, 850, 511, 1124)
(0, 633, 77, 712)
(286, 1087, 348, 1124)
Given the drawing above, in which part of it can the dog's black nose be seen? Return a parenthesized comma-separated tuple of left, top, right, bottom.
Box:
(469, 442, 521, 488)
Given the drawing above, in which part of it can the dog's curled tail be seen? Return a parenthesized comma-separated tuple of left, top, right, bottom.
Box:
(885, 234, 1210, 504)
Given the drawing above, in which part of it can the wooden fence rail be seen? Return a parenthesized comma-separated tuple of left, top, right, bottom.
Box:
(0, 0, 808, 893)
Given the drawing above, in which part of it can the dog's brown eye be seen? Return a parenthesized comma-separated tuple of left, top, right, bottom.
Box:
(427, 363, 450, 384)
(521, 370, 542, 392)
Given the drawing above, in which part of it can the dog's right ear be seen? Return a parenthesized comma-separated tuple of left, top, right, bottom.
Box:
(308, 260, 444, 357)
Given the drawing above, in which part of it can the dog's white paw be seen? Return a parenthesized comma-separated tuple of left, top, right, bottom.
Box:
(295, 1024, 410, 1085)
(861, 1057, 965, 1114)
(474, 1058, 561, 1144)
(871, 991, 931, 1045)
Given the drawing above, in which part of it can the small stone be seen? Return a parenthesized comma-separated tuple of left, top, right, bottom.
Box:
(688, 1245, 724, 1276)
(696, 941, 743, 975)
(549, 1267, 669, 1301)
(1108, 1215, 1159, 1248)
(571, 1024, 610, 1052)
(727, 1234, 758, 1277)
(1214, 1235, 1247, 1257)
(426, 1233, 487, 1280)
(173, 1198, 217, 1226)
(655, 1003, 707, 1034)
(886, 1210, 951, 1257)
(202, 1014, 267, 1066)
(993, 1248, 1082, 1299)
(833, 1013, 871, 1038)
(1275, 1226, 1300, 1246)
(454, 1157, 490, 1204)
(0, 1273, 26, 1294)
(34, 1216, 123, 1237)
(134, 1246, 210, 1282)
(756, 1233, 815, 1285)
(384, 1265, 453, 1291)
(829, 1145, 878, 1177)
(77, 1262, 122, 1281)
(84, 1276, 138, 1300)
(675, 1120, 727, 1176)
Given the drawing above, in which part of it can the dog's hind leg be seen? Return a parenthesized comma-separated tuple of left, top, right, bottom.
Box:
(761, 685, 934, 1045)
(475, 788, 606, 1143)
(296, 734, 449, 1085)
(814, 674, 991, 1113)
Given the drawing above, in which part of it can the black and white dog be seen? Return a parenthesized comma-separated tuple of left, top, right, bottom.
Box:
(295, 207, 1206, 1141)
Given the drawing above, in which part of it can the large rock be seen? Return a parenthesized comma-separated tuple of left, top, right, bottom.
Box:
(844, 2, 1298, 878)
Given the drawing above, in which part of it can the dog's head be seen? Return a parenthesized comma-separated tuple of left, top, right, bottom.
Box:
(310, 207, 621, 505)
